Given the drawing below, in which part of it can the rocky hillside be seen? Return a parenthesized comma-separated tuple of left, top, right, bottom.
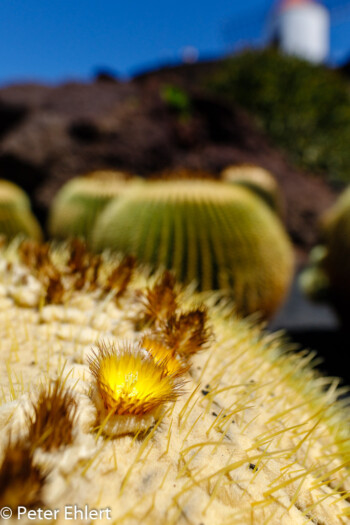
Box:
(0, 60, 336, 252)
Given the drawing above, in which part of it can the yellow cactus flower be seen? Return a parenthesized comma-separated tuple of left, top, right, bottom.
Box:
(88, 341, 184, 436)
(140, 335, 189, 377)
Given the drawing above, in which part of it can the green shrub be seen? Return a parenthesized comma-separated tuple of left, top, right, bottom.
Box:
(209, 49, 350, 184)
(160, 84, 192, 119)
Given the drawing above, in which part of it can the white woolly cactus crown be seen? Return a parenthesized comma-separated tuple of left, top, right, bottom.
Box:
(0, 241, 349, 525)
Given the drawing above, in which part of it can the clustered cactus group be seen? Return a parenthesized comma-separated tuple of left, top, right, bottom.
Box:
(0, 240, 349, 524)
(45, 167, 293, 319)
(6, 167, 350, 329)
(1, 167, 292, 320)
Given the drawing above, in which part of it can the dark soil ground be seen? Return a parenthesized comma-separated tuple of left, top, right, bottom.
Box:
(269, 274, 350, 388)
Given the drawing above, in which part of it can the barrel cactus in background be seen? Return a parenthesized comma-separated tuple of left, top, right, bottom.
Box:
(221, 164, 283, 214)
(299, 245, 330, 302)
(92, 180, 294, 319)
(0, 241, 349, 524)
(48, 171, 137, 243)
(0, 179, 43, 241)
(301, 186, 350, 324)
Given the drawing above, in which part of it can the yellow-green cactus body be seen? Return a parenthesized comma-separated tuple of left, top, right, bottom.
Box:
(222, 164, 282, 214)
(300, 188, 350, 323)
(0, 179, 42, 241)
(299, 246, 330, 302)
(92, 180, 294, 318)
(48, 173, 135, 243)
(316, 187, 350, 322)
(0, 243, 349, 524)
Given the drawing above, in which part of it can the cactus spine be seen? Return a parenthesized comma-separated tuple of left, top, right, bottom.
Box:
(0, 241, 348, 524)
(92, 180, 294, 318)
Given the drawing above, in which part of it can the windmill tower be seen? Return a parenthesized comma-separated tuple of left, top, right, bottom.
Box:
(269, 0, 330, 63)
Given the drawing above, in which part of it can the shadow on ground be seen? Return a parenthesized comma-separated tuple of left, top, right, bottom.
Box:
(269, 274, 350, 389)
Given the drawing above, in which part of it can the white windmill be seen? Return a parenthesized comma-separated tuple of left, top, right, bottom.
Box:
(269, 0, 330, 63)
(223, 1, 350, 65)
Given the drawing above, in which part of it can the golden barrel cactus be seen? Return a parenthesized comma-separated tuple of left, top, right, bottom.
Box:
(0, 241, 348, 524)
(48, 171, 136, 243)
(92, 180, 294, 318)
(301, 187, 350, 324)
(221, 164, 282, 214)
(299, 246, 330, 302)
(0, 179, 42, 241)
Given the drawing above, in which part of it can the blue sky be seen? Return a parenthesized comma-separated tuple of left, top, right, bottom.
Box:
(1, 0, 350, 85)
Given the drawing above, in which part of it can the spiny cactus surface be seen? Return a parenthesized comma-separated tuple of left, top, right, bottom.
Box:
(92, 180, 294, 318)
(0, 241, 348, 524)
(221, 164, 283, 214)
(0, 179, 42, 241)
(48, 172, 136, 243)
